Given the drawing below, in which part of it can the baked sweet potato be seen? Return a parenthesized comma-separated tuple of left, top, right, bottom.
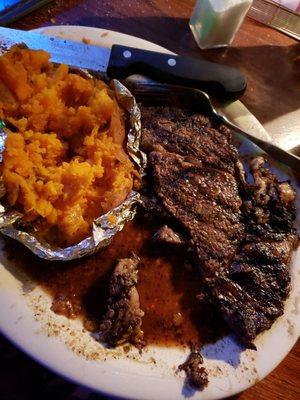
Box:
(0, 47, 136, 246)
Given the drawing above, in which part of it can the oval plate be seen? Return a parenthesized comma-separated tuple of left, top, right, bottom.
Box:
(0, 26, 299, 400)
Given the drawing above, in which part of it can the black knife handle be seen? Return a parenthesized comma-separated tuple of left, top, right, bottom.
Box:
(107, 44, 246, 100)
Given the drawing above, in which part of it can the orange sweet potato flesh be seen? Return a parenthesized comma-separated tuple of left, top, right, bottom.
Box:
(0, 47, 137, 246)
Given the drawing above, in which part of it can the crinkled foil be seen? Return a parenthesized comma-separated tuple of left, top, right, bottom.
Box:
(111, 80, 147, 175)
(0, 79, 146, 261)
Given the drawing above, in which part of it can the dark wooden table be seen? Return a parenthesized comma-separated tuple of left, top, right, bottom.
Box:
(3, 1, 300, 399)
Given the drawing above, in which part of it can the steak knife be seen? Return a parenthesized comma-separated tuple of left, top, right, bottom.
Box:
(0, 27, 246, 100)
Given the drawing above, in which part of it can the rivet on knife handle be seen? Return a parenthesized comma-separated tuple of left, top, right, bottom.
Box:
(107, 44, 247, 100)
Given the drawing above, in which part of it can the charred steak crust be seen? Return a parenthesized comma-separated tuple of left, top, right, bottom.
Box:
(149, 150, 244, 277)
(141, 107, 238, 174)
(99, 256, 144, 347)
(212, 157, 298, 344)
(141, 106, 298, 346)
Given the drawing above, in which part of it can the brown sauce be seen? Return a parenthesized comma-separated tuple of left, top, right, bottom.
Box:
(4, 215, 227, 347)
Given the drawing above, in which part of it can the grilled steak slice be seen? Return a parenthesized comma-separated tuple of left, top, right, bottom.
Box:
(149, 150, 244, 277)
(141, 106, 298, 346)
(99, 256, 144, 347)
(207, 244, 297, 346)
(199, 159, 297, 345)
(141, 106, 238, 174)
(178, 348, 208, 389)
(152, 225, 186, 251)
(242, 156, 296, 236)
(210, 158, 298, 344)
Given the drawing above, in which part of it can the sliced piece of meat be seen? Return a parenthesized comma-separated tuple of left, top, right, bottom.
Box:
(152, 225, 186, 250)
(204, 276, 270, 346)
(178, 349, 208, 389)
(141, 106, 238, 174)
(242, 156, 296, 236)
(149, 151, 244, 277)
(205, 160, 298, 345)
(99, 256, 144, 347)
(206, 235, 297, 345)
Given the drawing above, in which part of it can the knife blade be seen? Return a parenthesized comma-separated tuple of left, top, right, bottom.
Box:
(0, 27, 246, 100)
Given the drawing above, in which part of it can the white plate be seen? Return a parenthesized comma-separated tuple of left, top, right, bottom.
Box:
(0, 26, 299, 400)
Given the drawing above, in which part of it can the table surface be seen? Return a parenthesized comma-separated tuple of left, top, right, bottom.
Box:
(2, 0, 300, 399)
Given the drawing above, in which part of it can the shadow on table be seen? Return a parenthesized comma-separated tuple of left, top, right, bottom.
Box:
(73, 15, 300, 126)
(0, 334, 107, 400)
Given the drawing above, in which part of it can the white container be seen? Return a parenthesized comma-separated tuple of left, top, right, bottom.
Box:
(189, 0, 253, 49)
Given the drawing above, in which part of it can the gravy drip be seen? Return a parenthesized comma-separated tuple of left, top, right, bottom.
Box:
(5, 217, 227, 347)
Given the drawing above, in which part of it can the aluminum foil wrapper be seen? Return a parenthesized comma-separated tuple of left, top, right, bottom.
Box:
(0, 79, 146, 261)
